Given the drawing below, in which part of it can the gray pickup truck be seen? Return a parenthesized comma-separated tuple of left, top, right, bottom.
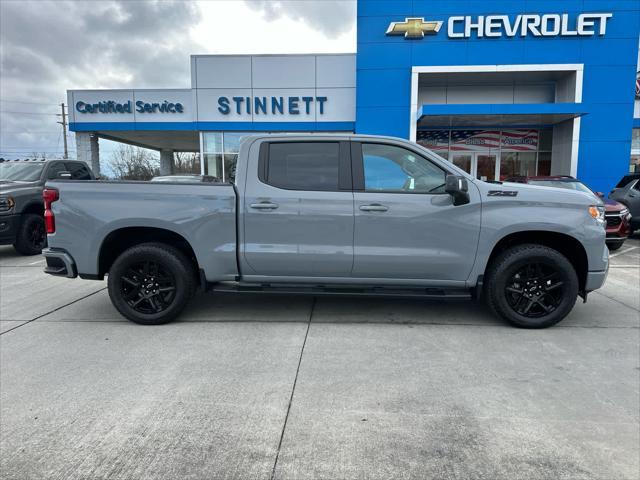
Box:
(42, 135, 609, 328)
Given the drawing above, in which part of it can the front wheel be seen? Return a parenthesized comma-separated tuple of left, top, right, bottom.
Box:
(606, 240, 624, 251)
(485, 244, 579, 329)
(107, 243, 196, 325)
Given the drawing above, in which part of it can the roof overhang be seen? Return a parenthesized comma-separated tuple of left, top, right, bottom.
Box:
(418, 103, 587, 128)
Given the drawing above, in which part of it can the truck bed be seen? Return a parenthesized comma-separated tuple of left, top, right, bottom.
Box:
(45, 180, 238, 281)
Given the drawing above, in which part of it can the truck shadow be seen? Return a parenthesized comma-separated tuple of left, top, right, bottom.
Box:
(180, 292, 503, 326)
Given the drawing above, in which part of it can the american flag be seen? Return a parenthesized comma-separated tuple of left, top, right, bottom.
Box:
(418, 129, 538, 152)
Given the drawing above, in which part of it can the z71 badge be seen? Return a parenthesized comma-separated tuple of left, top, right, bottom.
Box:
(488, 190, 518, 197)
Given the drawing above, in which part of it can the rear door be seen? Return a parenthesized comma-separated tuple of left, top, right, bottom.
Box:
(242, 140, 354, 277)
(351, 140, 481, 283)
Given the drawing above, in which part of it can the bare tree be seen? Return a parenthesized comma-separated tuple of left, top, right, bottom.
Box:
(108, 144, 160, 180)
(173, 152, 201, 174)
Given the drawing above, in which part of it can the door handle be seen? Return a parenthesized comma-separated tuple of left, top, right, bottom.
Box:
(250, 202, 279, 210)
(359, 204, 389, 212)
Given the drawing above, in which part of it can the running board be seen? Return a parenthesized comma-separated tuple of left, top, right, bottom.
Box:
(210, 282, 472, 300)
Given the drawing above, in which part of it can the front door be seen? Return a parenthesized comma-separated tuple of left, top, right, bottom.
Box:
(351, 141, 482, 283)
(451, 153, 498, 181)
(242, 140, 354, 277)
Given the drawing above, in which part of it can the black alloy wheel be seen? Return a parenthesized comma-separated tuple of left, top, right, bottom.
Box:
(485, 244, 579, 328)
(107, 243, 196, 325)
(119, 260, 177, 315)
(504, 262, 564, 318)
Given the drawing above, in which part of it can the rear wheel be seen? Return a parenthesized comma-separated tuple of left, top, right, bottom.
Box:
(485, 244, 579, 328)
(107, 243, 196, 325)
(13, 214, 46, 255)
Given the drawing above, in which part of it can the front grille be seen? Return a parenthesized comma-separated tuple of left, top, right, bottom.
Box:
(606, 215, 622, 227)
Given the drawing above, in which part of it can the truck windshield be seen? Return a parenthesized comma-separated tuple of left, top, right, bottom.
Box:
(528, 180, 594, 195)
(0, 162, 45, 182)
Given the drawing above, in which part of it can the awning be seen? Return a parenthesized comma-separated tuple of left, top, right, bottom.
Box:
(418, 103, 587, 128)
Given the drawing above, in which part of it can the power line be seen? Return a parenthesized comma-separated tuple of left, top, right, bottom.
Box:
(0, 99, 61, 107)
(0, 110, 60, 116)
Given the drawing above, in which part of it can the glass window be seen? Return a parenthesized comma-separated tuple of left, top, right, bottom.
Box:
(362, 143, 446, 193)
(65, 162, 92, 180)
(631, 129, 640, 151)
(537, 152, 551, 176)
(223, 132, 249, 154)
(538, 129, 553, 151)
(266, 142, 340, 191)
(499, 152, 537, 180)
(203, 132, 223, 153)
(205, 154, 223, 180)
(46, 162, 68, 180)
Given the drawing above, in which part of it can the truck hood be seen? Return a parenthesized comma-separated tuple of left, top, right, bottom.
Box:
(0, 181, 40, 196)
(483, 181, 600, 206)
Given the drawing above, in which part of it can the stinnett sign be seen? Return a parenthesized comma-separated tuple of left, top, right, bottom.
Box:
(387, 13, 613, 39)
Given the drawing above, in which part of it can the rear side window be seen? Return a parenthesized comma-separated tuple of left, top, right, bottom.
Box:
(65, 162, 92, 180)
(264, 142, 340, 191)
(46, 162, 67, 180)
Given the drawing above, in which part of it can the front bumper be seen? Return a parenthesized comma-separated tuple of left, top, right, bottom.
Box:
(43, 248, 77, 278)
(0, 214, 20, 244)
(585, 243, 609, 292)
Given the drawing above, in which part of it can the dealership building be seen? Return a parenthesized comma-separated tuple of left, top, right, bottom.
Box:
(69, 1, 640, 193)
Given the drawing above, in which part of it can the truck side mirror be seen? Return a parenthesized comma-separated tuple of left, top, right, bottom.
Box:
(445, 174, 470, 206)
(57, 171, 72, 179)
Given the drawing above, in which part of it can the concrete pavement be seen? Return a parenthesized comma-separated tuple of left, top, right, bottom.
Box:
(0, 240, 638, 480)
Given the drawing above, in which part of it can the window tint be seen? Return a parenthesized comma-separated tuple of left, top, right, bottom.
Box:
(633, 180, 640, 192)
(47, 162, 67, 180)
(361, 143, 446, 193)
(66, 162, 92, 180)
(266, 142, 340, 191)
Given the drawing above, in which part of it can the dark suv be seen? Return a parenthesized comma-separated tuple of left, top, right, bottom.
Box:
(609, 173, 640, 234)
(0, 158, 95, 255)
(505, 176, 632, 251)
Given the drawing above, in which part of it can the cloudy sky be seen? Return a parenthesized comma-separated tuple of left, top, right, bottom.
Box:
(0, 0, 356, 160)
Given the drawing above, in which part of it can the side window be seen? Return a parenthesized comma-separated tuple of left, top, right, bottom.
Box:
(65, 162, 92, 180)
(633, 180, 640, 192)
(46, 162, 67, 180)
(265, 142, 340, 191)
(361, 143, 446, 193)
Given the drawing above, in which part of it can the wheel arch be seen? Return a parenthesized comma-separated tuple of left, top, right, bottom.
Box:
(484, 231, 588, 293)
(97, 227, 200, 280)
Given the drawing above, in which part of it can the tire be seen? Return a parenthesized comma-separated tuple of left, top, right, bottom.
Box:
(13, 214, 47, 255)
(485, 244, 579, 329)
(607, 240, 624, 251)
(107, 243, 196, 325)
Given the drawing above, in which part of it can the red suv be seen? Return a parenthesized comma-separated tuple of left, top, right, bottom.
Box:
(505, 176, 631, 251)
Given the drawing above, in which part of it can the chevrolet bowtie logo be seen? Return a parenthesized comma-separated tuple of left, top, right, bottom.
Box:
(386, 18, 443, 39)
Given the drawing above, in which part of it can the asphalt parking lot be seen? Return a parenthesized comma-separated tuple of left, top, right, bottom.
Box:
(1, 239, 639, 480)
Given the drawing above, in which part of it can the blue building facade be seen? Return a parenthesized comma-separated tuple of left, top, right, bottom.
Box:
(356, 0, 640, 193)
(69, 2, 639, 193)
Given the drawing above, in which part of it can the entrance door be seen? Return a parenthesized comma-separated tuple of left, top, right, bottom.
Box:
(451, 153, 498, 181)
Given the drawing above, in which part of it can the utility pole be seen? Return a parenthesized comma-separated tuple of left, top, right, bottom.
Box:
(57, 103, 68, 159)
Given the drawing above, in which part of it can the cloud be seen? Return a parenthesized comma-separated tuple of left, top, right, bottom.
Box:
(0, 0, 355, 159)
(245, 0, 355, 36)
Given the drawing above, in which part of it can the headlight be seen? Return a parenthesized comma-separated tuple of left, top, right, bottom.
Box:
(0, 196, 15, 212)
(588, 205, 606, 227)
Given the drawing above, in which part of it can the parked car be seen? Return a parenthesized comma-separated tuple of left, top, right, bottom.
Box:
(609, 173, 640, 234)
(43, 135, 608, 329)
(505, 176, 631, 251)
(0, 158, 95, 255)
(151, 174, 219, 183)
